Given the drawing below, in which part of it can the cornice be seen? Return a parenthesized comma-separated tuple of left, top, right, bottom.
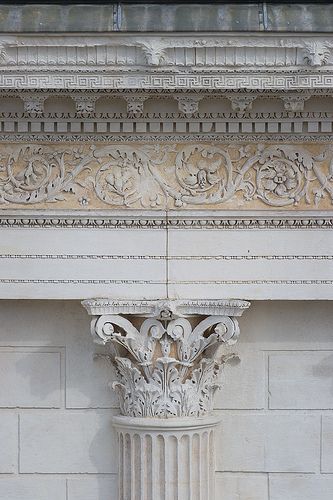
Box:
(0, 34, 332, 91)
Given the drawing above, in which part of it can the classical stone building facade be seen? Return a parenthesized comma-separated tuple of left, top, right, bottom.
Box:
(0, 2, 333, 499)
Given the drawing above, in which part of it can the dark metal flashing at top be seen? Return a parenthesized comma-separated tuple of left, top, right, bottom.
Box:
(1, 1, 332, 3)
(0, 3, 332, 32)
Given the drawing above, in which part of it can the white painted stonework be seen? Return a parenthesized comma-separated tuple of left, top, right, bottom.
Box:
(113, 416, 219, 500)
(0, 300, 332, 500)
(0, 28, 332, 500)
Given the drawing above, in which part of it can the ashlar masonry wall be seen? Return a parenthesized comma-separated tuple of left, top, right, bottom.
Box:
(0, 300, 333, 500)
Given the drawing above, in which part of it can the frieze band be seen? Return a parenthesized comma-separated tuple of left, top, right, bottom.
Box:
(0, 142, 333, 210)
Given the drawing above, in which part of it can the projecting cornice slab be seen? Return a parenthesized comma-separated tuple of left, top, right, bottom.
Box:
(0, 34, 333, 90)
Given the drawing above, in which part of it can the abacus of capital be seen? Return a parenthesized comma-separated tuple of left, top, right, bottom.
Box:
(82, 298, 250, 500)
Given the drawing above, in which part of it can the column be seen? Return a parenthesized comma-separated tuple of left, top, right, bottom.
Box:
(82, 299, 250, 500)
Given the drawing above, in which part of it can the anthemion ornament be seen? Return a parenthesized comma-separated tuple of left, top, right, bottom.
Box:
(83, 298, 250, 500)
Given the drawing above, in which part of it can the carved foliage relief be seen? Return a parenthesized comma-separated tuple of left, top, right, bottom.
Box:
(0, 142, 332, 210)
(90, 305, 242, 418)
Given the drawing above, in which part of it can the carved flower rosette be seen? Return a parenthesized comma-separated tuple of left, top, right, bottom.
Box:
(88, 303, 246, 418)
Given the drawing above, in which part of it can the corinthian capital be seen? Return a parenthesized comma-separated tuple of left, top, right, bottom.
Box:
(82, 299, 250, 418)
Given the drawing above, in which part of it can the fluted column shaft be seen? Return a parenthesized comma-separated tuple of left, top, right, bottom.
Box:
(114, 416, 219, 500)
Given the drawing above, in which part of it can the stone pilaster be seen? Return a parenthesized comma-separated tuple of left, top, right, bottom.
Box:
(82, 299, 250, 500)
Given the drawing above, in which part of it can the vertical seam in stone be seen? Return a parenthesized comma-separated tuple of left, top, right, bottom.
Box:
(17, 413, 20, 474)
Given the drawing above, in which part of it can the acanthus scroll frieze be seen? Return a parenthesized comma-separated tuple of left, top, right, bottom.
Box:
(0, 142, 332, 210)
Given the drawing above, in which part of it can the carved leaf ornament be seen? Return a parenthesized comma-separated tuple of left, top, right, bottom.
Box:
(90, 308, 240, 418)
(0, 143, 332, 208)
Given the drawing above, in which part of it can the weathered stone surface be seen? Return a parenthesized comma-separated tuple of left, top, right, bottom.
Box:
(215, 347, 266, 410)
(0, 4, 331, 33)
(67, 476, 118, 500)
(270, 474, 333, 500)
(20, 411, 117, 473)
(321, 416, 333, 473)
(216, 414, 320, 472)
(267, 4, 333, 32)
(1, 142, 333, 211)
(0, 413, 18, 473)
(269, 351, 333, 409)
(121, 4, 260, 32)
(216, 473, 268, 500)
(0, 477, 66, 500)
(0, 351, 61, 408)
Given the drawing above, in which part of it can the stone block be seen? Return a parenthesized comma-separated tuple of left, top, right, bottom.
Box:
(175, 122, 186, 133)
(216, 473, 268, 500)
(17, 122, 28, 132)
(0, 228, 167, 300)
(162, 121, 174, 133)
(135, 122, 147, 133)
(241, 122, 253, 133)
(43, 122, 54, 133)
(255, 122, 266, 133)
(122, 122, 133, 133)
(0, 477, 66, 500)
(67, 475, 118, 500)
(109, 123, 120, 132)
(96, 122, 107, 133)
(0, 300, 73, 346)
(30, 122, 41, 133)
(321, 416, 333, 472)
(216, 414, 319, 472)
(66, 318, 119, 409)
(215, 122, 226, 132)
(167, 229, 333, 300)
(121, 4, 260, 32)
(0, 351, 61, 408)
(308, 122, 319, 132)
(20, 411, 117, 473)
(269, 474, 333, 500)
(56, 122, 68, 133)
(267, 3, 333, 32)
(228, 122, 239, 133)
(149, 122, 161, 133)
(267, 122, 279, 133)
(202, 122, 213, 132)
(70, 122, 81, 133)
(321, 122, 332, 133)
(3, 122, 14, 132)
(215, 348, 265, 409)
(238, 301, 333, 345)
(0, 413, 18, 473)
(83, 122, 94, 133)
(281, 122, 292, 133)
(269, 351, 333, 409)
(294, 122, 303, 133)
(189, 122, 200, 133)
